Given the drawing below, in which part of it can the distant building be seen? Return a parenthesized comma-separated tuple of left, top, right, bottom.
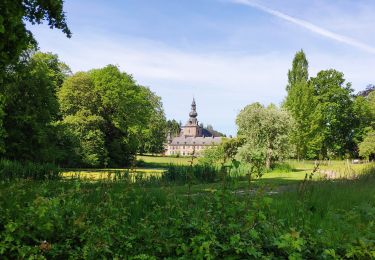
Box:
(165, 98, 222, 156)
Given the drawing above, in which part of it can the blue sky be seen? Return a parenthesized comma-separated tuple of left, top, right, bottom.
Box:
(28, 0, 375, 136)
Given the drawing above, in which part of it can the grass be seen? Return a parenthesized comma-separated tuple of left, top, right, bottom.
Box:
(136, 154, 193, 167)
(2, 157, 375, 258)
(63, 168, 165, 181)
(1, 165, 374, 258)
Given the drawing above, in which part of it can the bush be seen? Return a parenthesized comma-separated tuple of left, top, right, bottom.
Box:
(0, 159, 60, 181)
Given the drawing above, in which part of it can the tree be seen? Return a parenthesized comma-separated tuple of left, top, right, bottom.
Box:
(0, 0, 71, 78)
(199, 137, 243, 166)
(352, 94, 374, 154)
(2, 51, 70, 161)
(286, 49, 308, 92)
(357, 84, 375, 97)
(284, 50, 314, 159)
(58, 65, 154, 167)
(359, 130, 375, 160)
(0, 0, 70, 158)
(138, 87, 167, 154)
(236, 103, 293, 169)
(167, 119, 181, 137)
(308, 70, 355, 159)
(357, 91, 375, 160)
(206, 124, 226, 137)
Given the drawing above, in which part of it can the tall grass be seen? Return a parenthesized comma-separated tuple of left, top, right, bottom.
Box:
(0, 159, 60, 181)
(163, 164, 218, 183)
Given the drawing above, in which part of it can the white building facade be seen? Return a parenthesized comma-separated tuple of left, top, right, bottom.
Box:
(165, 99, 222, 156)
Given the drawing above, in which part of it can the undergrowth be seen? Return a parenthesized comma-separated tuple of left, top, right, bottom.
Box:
(0, 165, 374, 258)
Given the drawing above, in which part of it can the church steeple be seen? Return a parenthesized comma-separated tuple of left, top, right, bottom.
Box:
(182, 98, 201, 137)
(189, 98, 198, 119)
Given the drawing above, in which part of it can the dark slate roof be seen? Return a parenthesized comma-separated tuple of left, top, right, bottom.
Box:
(170, 136, 222, 146)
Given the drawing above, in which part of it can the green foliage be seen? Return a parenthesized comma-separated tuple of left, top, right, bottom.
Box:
(58, 65, 161, 167)
(286, 49, 308, 92)
(0, 159, 60, 181)
(359, 129, 375, 159)
(2, 51, 70, 162)
(236, 103, 293, 169)
(284, 50, 374, 160)
(284, 50, 315, 159)
(0, 96, 5, 154)
(0, 166, 374, 258)
(309, 69, 355, 158)
(0, 0, 70, 86)
(352, 95, 374, 146)
(163, 164, 218, 183)
(199, 138, 244, 168)
(166, 119, 180, 137)
(199, 145, 225, 165)
(137, 88, 167, 154)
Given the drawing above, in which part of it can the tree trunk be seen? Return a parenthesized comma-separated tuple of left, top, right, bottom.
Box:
(266, 146, 272, 170)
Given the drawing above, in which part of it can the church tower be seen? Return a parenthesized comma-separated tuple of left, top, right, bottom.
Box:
(182, 98, 202, 137)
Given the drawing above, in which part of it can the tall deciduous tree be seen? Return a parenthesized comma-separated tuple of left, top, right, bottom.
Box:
(2, 51, 70, 161)
(308, 69, 355, 158)
(236, 103, 292, 169)
(284, 50, 314, 159)
(58, 65, 156, 167)
(0, 0, 70, 154)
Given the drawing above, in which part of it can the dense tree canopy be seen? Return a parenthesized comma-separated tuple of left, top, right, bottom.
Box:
(0, 0, 70, 156)
(308, 70, 355, 158)
(58, 65, 165, 167)
(2, 51, 70, 161)
(283, 50, 373, 160)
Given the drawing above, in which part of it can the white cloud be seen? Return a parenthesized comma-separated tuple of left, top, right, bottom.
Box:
(32, 25, 375, 136)
(231, 0, 375, 54)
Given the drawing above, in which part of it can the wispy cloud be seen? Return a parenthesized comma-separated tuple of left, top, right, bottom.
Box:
(232, 0, 375, 54)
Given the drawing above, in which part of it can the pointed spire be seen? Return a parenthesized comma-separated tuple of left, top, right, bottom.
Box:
(189, 98, 197, 118)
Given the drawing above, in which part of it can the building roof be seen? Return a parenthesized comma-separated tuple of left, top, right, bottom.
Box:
(170, 136, 222, 145)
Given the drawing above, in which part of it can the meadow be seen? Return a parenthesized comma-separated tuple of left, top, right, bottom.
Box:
(0, 157, 374, 258)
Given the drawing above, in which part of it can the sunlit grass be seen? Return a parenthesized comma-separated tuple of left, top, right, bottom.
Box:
(63, 168, 165, 181)
(137, 155, 193, 167)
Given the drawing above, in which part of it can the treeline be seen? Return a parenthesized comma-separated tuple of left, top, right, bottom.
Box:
(284, 50, 375, 160)
(203, 50, 374, 173)
(0, 50, 169, 167)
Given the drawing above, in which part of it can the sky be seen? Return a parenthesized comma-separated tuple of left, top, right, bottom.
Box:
(28, 0, 375, 136)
